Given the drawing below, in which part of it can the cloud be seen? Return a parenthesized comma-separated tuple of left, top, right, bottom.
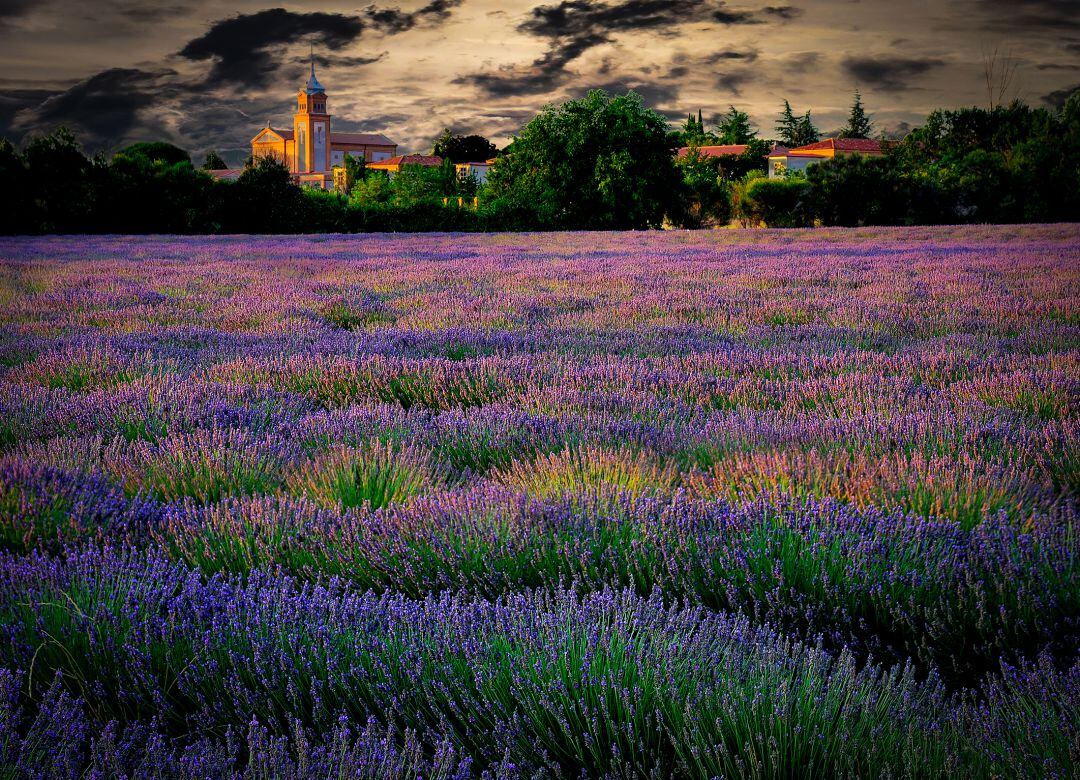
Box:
(457, 31, 610, 97)
(463, 0, 774, 98)
(13, 68, 177, 148)
(366, 0, 464, 33)
(586, 78, 680, 108)
(0, 0, 34, 21)
(703, 49, 759, 64)
(114, 3, 192, 23)
(842, 55, 946, 91)
(296, 52, 387, 69)
(711, 5, 759, 23)
(976, 0, 1080, 31)
(1042, 83, 1080, 110)
(178, 9, 368, 88)
(0, 87, 63, 141)
(762, 5, 802, 19)
(716, 71, 756, 96)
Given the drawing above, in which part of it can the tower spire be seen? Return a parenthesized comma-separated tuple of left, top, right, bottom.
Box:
(304, 44, 325, 94)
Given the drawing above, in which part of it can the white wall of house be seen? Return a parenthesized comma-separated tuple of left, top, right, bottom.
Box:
(768, 156, 821, 178)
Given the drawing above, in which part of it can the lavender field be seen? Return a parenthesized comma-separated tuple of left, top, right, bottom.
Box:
(1, 225, 1078, 778)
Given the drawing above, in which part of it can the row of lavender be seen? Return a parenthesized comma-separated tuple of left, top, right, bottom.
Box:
(1, 226, 1077, 776)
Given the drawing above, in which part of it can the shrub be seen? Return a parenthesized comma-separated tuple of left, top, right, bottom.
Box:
(286, 441, 443, 510)
(495, 445, 677, 501)
(737, 175, 811, 227)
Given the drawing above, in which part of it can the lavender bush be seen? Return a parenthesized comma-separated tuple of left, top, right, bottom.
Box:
(0, 225, 1076, 776)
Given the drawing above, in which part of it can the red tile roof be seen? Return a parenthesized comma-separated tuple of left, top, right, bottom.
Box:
(367, 154, 444, 168)
(205, 169, 243, 180)
(676, 144, 749, 158)
(791, 137, 883, 154)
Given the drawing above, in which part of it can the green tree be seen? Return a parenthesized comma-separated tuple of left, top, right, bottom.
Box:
(432, 129, 498, 163)
(224, 155, 304, 232)
(117, 141, 190, 166)
(22, 127, 96, 233)
(775, 100, 799, 146)
(672, 147, 731, 227)
(349, 170, 393, 207)
(841, 89, 873, 139)
(337, 154, 368, 194)
(487, 90, 679, 229)
(679, 109, 716, 146)
(738, 175, 812, 227)
(0, 139, 32, 234)
(716, 106, 757, 145)
(792, 111, 821, 146)
(385, 160, 457, 206)
(104, 142, 214, 233)
(203, 150, 228, 170)
(803, 154, 904, 226)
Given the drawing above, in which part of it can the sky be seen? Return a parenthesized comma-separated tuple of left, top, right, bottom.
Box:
(0, 0, 1077, 165)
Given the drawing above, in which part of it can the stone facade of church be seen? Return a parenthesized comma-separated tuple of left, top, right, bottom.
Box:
(250, 61, 397, 189)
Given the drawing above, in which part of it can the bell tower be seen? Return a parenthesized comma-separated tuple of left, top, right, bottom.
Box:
(293, 49, 330, 173)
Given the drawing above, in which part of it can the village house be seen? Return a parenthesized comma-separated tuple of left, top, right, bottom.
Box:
(454, 159, 496, 185)
(247, 58, 397, 189)
(365, 154, 444, 178)
(767, 138, 884, 178)
(675, 144, 750, 159)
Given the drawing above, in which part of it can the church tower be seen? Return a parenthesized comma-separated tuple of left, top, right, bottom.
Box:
(293, 52, 330, 173)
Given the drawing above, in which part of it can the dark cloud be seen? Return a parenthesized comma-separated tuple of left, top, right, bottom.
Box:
(842, 55, 946, 91)
(179, 9, 367, 88)
(977, 0, 1080, 31)
(711, 6, 759, 24)
(296, 53, 387, 69)
(457, 31, 609, 97)
(703, 49, 759, 64)
(365, 0, 465, 32)
(463, 0, 773, 98)
(0, 87, 63, 142)
(519, 0, 744, 37)
(15, 68, 176, 148)
(587, 79, 680, 108)
(332, 114, 412, 132)
(0, 0, 33, 20)
(116, 3, 192, 23)
(762, 5, 802, 19)
(1042, 83, 1080, 110)
(715, 69, 756, 96)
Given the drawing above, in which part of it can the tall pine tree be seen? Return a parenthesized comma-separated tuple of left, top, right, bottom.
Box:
(794, 110, 816, 144)
(716, 105, 757, 144)
(775, 100, 798, 146)
(841, 89, 873, 139)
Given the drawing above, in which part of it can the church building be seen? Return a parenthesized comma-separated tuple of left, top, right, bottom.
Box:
(249, 59, 397, 189)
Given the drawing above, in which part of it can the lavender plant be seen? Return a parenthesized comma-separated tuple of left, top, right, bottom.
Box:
(0, 225, 1076, 776)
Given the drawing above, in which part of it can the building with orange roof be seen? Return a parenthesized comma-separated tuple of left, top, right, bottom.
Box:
(249, 55, 397, 189)
(675, 144, 750, 159)
(767, 137, 884, 178)
(365, 154, 444, 178)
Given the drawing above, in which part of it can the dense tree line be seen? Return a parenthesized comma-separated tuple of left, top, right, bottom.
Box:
(0, 87, 1076, 234)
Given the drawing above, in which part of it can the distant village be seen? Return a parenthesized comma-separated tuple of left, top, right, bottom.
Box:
(209, 60, 886, 191)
